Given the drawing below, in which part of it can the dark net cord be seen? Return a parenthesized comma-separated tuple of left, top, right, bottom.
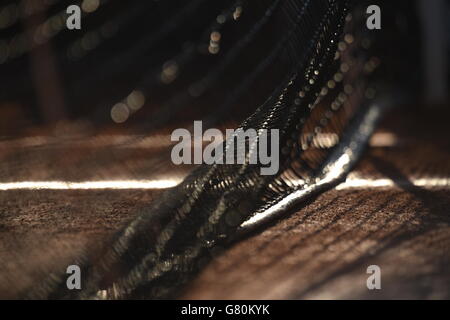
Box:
(20, 0, 391, 299)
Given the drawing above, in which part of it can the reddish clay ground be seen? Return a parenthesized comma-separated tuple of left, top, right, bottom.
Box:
(0, 107, 449, 299)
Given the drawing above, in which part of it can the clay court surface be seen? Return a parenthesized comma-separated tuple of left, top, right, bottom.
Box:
(0, 107, 449, 299)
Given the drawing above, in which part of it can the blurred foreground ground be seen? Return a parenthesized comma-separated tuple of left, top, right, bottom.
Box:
(0, 106, 449, 299)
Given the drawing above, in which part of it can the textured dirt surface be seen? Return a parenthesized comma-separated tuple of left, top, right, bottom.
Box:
(183, 186, 450, 299)
(0, 189, 163, 298)
(182, 108, 450, 299)
(0, 107, 449, 299)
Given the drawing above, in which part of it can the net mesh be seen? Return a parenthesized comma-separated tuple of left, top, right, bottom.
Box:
(0, 0, 399, 298)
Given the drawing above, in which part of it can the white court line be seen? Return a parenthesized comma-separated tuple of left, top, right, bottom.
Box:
(0, 179, 182, 190)
(336, 177, 450, 190)
(0, 177, 448, 191)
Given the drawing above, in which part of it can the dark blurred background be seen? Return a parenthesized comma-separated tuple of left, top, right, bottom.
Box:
(0, 0, 448, 136)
